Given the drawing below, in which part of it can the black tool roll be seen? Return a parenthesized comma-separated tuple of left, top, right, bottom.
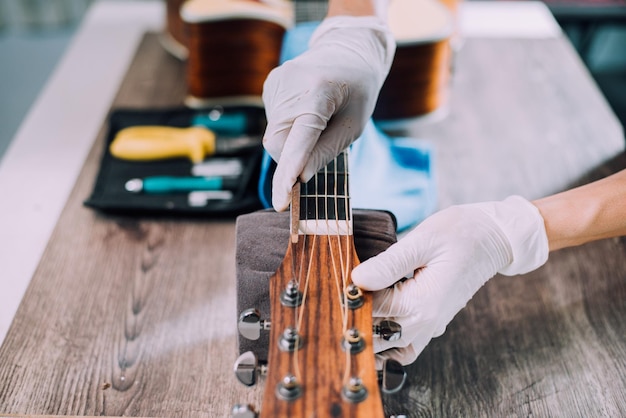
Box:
(85, 105, 266, 217)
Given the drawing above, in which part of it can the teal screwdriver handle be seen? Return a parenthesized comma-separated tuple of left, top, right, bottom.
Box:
(192, 112, 247, 136)
(142, 176, 224, 193)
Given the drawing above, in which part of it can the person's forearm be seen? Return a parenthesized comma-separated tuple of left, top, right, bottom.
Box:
(532, 169, 626, 251)
(327, 0, 378, 17)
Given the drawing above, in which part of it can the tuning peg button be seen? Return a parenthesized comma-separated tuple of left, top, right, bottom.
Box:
(373, 320, 402, 342)
(231, 404, 258, 418)
(238, 308, 270, 340)
(378, 358, 407, 394)
(234, 351, 267, 386)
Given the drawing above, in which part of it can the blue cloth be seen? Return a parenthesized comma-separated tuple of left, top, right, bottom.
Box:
(258, 21, 437, 231)
(349, 121, 436, 231)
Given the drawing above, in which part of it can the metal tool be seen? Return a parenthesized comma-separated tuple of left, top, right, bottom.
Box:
(124, 175, 238, 194)
(237, 308, 270, 341)
(191, 158, 244, 177)
(110, 125, 262, 163)
(233, 351, 267, 386)
(188, 190, 234, 207)
(191, 107, 263, 136)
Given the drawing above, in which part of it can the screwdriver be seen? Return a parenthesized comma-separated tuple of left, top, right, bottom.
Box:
(109, 126, 262, 163)
(125, 176, 239, 194)
(191, 110, 258, 136)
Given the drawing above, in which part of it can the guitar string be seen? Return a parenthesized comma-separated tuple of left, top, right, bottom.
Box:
(292, 212, 307, 381)
(328, 161, 346, 331)
(292, 172, 317, 384)
(340, 152, 353, 386)
(326, 153, 353, 387)
(289, 154, 354, 390)
(331, 157, 349, 329)
(327, 164, 347, 335)
(289, 182, 303, 383)
(289, 192, 304, 384)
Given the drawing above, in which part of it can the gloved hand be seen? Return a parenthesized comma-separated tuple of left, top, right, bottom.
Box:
(351, 196, 550, 366)
(262, 15, 396, 211)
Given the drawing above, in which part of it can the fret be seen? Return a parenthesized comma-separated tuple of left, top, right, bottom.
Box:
(301, 173, 347, 197)
(300, 195, 349, 221)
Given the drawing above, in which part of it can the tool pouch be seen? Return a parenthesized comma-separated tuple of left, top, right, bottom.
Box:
(85, 105, 266, 216)
(235, 209, 398, 361)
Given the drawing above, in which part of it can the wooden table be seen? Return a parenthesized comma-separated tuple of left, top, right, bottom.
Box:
(0, 2, 624, 417)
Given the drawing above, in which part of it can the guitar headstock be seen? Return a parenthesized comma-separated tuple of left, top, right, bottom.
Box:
(258, 232, 383, 417)
(263, 152, 383, 417)
(234, 153, 405, 417)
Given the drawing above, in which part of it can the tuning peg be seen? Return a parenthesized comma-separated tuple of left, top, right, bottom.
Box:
(373, 320, 402, 342)
(278, 327, 303, 352)
(280, 280, 303, 307)
(342, 328, 365, 354)
(342, 376, 368, 403)
(378, 358, 407, 394)
(231, 404, 258, 418)
(276, 373, 302, 401)
(238, 308, 270, 340)
(344, 283, 364, 309)
(234, 351, 267, 386)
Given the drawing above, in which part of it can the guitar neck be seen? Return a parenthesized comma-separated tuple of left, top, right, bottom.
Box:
(292, 151, 353, 237)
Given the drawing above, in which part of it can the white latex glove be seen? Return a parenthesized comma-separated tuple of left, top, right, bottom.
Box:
(351, 196, 550, 366)
(262, 15, 395, 211)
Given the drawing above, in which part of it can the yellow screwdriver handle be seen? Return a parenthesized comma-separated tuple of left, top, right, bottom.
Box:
(109, 126, 217, 163)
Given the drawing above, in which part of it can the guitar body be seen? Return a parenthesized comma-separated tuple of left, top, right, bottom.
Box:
(162, 0, 188, 60)
(373, 0, 454, 121)
(164, 0, 453, 120)
(263, 236, 383, 417)
(179, 0, 292, 108)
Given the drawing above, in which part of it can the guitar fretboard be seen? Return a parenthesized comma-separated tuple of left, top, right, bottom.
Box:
(295, 151, 352, 236)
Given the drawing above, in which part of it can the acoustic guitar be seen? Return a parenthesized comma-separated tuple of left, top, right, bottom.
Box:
(234, 151, 405, 417)
(374, 0, 454, 122)
(165, 0, 453, 121)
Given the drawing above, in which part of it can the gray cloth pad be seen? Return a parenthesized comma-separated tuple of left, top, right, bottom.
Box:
(235, 209, 398, 360)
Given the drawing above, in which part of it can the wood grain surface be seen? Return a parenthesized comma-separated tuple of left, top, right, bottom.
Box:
(1, 33, 625, 418)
